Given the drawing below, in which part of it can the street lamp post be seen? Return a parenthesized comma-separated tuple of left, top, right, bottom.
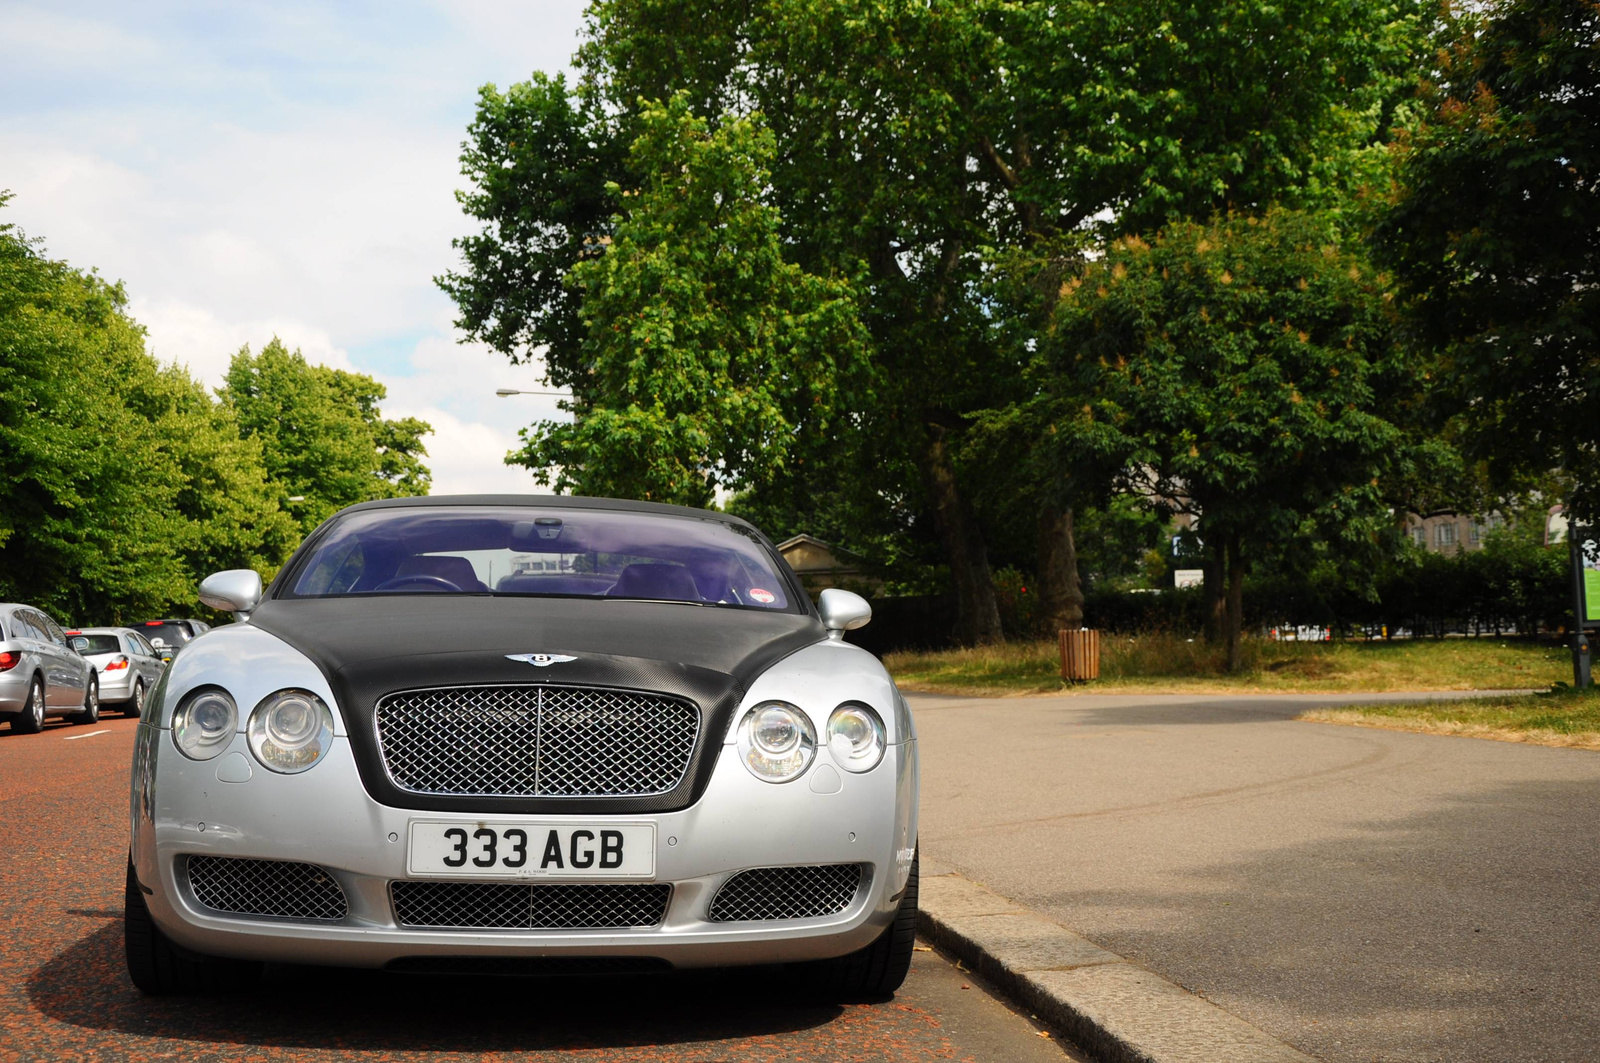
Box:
(495, 388, 569, 398)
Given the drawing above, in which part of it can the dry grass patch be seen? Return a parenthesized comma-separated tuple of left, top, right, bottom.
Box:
(1301, 688, 1600, 750)
(884, 634, 1569, 696)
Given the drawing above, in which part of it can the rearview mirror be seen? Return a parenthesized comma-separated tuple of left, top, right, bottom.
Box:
(199, 569, 263, 620)
(818, 588, 872, 640)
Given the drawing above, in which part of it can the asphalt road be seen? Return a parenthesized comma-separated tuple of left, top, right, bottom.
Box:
(913, 692, 1600, 1063)
(0, 715, 1083, 1063)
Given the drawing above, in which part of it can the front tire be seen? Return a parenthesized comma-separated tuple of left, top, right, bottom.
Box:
(806, 852, 918, 999)
(70, 677, 99, 725)
(124, 862, 261, 994)
(12, 676, 45, 734)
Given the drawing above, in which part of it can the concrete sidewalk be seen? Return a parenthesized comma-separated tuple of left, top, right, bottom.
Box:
(912, 692, 1600, 1063)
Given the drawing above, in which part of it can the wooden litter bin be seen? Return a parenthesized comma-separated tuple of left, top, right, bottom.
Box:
(1060, 628, 1100, 681)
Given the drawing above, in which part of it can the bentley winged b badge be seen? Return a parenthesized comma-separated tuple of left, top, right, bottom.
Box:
(505, 653, 578, 667)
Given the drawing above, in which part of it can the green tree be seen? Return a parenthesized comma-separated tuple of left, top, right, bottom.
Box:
(445, 0, 1425, 642)
(125, 364, 298, 588)
(1034, 211, 1407, 668)
(437, 72, 626, 375)
(1375, 0, 1600, 520)
(0, 197, 296, 621)
(514, 96, 870, 506)
(219, 340, 431, 534)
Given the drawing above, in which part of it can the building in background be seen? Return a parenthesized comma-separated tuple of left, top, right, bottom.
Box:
(776, 535, 881, 597)
(1402, 512, 1506, 555)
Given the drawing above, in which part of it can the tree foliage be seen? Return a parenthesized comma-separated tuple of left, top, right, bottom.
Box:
(513, 96, 871, 507)
(1032, 210, 1408, 666)
(1376, 0, 1600, 519)
(220, 339, 431, 535)
(437, 73, 625, 378)
(443, 0, 1428, 642)
(0, 201, 297, 622)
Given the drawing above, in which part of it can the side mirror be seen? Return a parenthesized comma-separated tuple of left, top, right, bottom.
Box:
(817, 588, 871, 641)
(199, 569, 263, 621)
(70, 637, 90, 654)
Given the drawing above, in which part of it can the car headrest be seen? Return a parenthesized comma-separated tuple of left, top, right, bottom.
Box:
(605, 563, 702, 602)
(396, 555, 487, 592)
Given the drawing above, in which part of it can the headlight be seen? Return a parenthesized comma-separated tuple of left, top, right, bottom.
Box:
(172, 688, 237, 760)
(737, 701, 816, 782)
(247, 689, 335, 774)
(827, 702, 887, 772)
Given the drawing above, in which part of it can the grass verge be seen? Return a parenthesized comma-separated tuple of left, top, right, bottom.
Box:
(1301, 687, 1600, 750)
(883, 634, 1569, 696)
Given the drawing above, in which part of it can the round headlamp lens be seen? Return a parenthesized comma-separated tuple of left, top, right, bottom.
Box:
(737, 701, 815, 782)
(172, 689, 237, 760)
(827, 703, 886, 772)
(247, 689, 334, 774)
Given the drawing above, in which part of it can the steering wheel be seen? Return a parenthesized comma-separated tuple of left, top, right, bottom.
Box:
(373, 574, 464, 592)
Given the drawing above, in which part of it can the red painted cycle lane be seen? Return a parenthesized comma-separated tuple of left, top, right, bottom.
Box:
(0, 719, 1079, 1063)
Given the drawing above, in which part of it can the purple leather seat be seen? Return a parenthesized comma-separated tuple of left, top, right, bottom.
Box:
(605, 563, 702, 602)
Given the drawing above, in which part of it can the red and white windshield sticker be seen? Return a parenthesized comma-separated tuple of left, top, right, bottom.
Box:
(748, 588, 776, 604)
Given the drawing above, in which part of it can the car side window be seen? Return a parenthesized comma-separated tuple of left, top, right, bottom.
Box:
(41, 615, 68, 646)
(16, 612, 43, 641)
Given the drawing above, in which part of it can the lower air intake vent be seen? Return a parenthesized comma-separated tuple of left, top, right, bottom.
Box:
(707, 863, 866, 922)
(185, 855, 348, 921)
(391, 880, 671, 930)
(385, 956, 672, 976)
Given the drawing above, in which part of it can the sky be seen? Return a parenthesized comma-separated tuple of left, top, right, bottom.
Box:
(0, 0, 590, 494)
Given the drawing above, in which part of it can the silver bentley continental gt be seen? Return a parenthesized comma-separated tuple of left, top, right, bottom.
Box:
(126, 496, 919, 997)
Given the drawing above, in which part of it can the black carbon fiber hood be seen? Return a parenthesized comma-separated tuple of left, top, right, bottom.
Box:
(248, 595, 825, 813)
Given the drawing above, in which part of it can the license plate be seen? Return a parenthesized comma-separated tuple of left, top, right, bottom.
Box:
(407, 821, 655, 879)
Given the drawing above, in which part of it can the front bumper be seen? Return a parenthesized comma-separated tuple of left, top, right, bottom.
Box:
(131, 730, 917, 970)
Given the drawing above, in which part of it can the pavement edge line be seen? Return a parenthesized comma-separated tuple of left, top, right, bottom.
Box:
(917, 872, 1316, 1063)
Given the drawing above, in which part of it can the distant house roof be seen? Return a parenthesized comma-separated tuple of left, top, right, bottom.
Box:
(776, 535, 870, 585)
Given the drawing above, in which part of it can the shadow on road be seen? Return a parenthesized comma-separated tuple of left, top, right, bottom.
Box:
(29, 921, 843, 1052)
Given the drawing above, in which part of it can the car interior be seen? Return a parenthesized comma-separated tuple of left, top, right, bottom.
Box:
(287, 509, 791, 609)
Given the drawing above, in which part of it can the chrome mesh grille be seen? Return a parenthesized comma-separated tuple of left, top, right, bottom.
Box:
(707, 864, 866, 922)
(185, 855, 348, 921)
(391, 880, 672, 929)
(375, 685, 699, 798)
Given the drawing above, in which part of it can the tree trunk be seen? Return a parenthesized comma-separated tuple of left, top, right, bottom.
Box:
(919, 424, 1003, 645)
(1225, 534, 1247, 672)
(1202, 539, 1226, 644)
(1037, 504, 1085, 636)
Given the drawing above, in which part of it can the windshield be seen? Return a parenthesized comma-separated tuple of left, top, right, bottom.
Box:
(282, 506, 795, 610)
(141, 623, 191, 648)
(72, 634, 122, 655)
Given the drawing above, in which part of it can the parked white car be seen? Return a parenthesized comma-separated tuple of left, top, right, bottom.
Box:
(127, 496, 919, 998)
(66, 627, 166, 718)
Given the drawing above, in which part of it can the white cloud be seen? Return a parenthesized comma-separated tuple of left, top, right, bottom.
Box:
(383, 330, 570, 495)
(0, 0, 589, 497)
(399, 407, 549, 496)
(128, 297, 356, 387)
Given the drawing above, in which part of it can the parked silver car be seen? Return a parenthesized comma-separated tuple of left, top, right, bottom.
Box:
(127, 496, 918, 997)
(0, 603, 99, 733)
(66, 627, 166, 718)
